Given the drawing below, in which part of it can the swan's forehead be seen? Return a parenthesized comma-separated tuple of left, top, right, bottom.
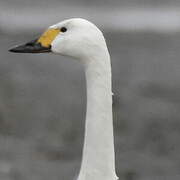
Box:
(50, 18, 96, 30)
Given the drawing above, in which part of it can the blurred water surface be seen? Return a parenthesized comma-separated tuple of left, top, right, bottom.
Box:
(0, 1, 180, 180)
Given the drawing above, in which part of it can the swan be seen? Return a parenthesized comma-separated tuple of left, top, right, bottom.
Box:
(9, 18, 118, 180)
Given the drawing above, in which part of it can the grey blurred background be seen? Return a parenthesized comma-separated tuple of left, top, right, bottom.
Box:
(1, 0, 180, 180)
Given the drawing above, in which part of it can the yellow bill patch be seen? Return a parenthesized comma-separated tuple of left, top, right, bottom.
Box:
(37, 28, 60, 47)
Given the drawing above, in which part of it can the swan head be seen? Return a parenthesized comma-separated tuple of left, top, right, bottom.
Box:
(9, 18, 107, 60)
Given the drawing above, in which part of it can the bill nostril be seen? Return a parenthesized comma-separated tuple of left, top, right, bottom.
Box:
(26, 39, 38, 46)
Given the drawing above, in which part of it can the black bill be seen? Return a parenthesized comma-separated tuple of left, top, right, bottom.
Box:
(9, 39, 51, 53)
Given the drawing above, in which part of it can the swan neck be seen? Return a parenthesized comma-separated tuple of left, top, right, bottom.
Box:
(78, 51, 118, 180)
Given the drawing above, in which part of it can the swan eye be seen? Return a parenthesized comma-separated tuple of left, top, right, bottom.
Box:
(61, 27, 67, 32)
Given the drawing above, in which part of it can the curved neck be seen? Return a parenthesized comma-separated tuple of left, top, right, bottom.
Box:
(78, 49, 118, 180)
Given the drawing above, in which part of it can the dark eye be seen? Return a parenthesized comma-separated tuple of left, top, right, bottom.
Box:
(61, 27, 67, 32)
